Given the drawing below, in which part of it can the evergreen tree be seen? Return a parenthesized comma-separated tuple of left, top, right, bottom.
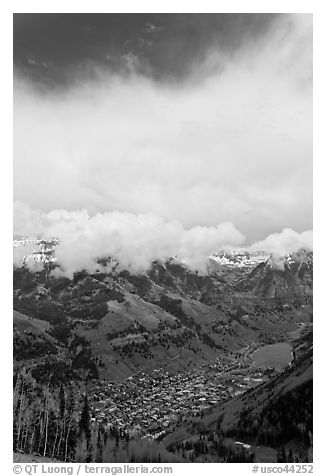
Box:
(277, 447, 287, 463)
(75, 432, 88, 462)
(79, 394, 91, 442)
(287, 449, 294, 463)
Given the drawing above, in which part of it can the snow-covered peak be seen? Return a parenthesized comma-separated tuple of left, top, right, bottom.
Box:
(13, 238, 59, 265)
(209, 250, 268, 269)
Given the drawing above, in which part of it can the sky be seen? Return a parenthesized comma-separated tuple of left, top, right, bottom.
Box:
(13, 13, 313, 274)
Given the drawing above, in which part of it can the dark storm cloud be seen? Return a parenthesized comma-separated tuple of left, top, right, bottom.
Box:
(13, 13, 281, 86)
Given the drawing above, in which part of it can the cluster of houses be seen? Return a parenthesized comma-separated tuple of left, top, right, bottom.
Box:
(88, 356, 268, 440)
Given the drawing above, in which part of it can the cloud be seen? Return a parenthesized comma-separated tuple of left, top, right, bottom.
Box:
(249, 228, 313, 256)
(14, 202, 312, 277)
(13, 14, 312, 251)
(13, 201, 46, 237)
(14, 201, 246, 276)
(13, 14, 280, 84)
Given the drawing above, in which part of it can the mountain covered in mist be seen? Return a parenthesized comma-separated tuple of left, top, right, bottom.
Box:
(13, 241, 312, 381)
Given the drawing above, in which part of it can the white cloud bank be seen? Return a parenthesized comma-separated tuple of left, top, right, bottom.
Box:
(249, 228, 313, 256)
(14, 201, 312, 276)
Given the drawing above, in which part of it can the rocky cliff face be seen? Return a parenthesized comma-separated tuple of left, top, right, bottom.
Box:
(235, 250, 313, 301)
